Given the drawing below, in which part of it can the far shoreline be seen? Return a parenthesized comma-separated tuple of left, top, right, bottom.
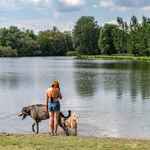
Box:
(80, 54, 150, 62)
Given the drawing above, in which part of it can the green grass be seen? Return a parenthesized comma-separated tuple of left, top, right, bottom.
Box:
(80, 55, 150, 61)
(1, 132, 150, 149)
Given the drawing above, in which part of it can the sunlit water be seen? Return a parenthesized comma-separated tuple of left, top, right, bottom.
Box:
(1, 56, 150, 139)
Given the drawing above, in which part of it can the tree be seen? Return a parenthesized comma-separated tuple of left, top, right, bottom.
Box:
(37, 30, 55, 56)
(28, 30, 37, 41)
(63, 31, 74, 52)
(0, 45, 18, 57)
(127, 15, 139, 56)
(0, 27, 9, 46)
(98, 24, 117, 55)
(19, 37, 40, 56)
(0, 26, 40, 56)
(135, 16, 150, 56)
(72, 16, 100, 55)
(37, 27, 67, 56)
(112, 17, 128, 55)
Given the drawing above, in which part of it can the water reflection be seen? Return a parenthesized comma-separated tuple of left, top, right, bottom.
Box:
(73, 60, 100, 98)
(72, 59, 150, 103)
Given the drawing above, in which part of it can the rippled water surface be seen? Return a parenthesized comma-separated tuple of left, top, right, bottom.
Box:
(1, 56, 150, 139)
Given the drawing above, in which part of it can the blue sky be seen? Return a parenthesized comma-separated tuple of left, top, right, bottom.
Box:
(0, 0, 150, 34)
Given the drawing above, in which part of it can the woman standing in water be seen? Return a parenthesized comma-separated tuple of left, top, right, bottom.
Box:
(46, 81, 62, 136)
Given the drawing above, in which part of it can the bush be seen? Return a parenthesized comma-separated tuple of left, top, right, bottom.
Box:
(124, 57, 132, 60)
(33, 50, 42, 56)
(0, 46, 18, 57)
(136, 57, 141, 60)
(66, 51, 76, 56)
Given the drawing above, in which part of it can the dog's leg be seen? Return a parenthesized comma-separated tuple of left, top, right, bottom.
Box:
(32, 122, 35, 132)
(35, 121, 39, 134)
(75, 122, 77, 132)
(71, 122, 75, 132)
(58, 117, 69, 136)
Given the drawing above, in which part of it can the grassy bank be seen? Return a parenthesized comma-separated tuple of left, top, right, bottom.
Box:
(80, 54, 150, 61)
(1, 132, 150, 149)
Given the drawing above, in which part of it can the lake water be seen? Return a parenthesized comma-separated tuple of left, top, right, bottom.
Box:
(1, 56, 150, 139)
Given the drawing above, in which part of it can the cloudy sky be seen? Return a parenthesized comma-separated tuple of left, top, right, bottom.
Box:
(0, 0, 150, 34)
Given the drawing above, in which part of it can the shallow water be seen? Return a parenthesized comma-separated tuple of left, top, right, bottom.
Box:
(1, 56, 150, 139)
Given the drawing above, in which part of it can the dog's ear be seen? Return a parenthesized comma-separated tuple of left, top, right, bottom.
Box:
(22, 107, 26, 111)
(22, 107, 30, 115)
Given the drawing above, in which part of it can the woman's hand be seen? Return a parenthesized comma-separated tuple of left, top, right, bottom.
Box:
(46, 106, 48, 112)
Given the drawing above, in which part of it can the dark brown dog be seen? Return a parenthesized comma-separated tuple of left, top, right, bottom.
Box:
(19, 104, 71, 136)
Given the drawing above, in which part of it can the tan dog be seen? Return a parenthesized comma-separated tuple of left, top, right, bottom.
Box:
(61, 113, 78, 132)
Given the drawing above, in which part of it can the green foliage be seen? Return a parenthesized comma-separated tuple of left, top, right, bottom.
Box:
(122, 15, 150, 56)
(72, 16, 100, 55)
(0, 26, 40, 57)
(1, 15, 150, 57)
(37, 30, 54, 56)
(135, 16, 150, 56)
(112, 17, 128, 54)
(0, 25, 74, 57)
(127, 15, 139, 55)
(98, 24, 117, 55)
(28, 30, 37, 40)
(81, 55, 150, 61)
(37, 27, 72, 56)
(0, 46, 18, 57)
(19, 37, 40, 56)
(66, 51, 76, 56)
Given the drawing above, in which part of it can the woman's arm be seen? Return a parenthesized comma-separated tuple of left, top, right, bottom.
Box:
(46, 90, 49, 106)
(58, 89, 62, 99)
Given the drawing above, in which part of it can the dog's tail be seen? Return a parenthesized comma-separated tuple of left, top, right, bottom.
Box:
(73, 113, 78, 122)
(60, 110, 71, 119)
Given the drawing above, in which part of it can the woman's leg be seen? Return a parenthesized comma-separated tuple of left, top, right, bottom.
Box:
(54, 111, 60, 136)
(49, 111, 54, 135)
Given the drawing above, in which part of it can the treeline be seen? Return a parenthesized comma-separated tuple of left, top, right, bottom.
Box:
(73, 15, 150, 56)
(99, 15, 150, 56)
(1, 15, 150, 57)
(0, 26, 74, 57)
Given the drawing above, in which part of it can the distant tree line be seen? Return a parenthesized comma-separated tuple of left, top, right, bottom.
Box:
(0, 15, 150, 57)
(99, 15, 150, 56)
(73, 15, 150, 56)
(0, 26, 74, 57)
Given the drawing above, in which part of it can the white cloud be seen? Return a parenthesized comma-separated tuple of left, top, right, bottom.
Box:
(105, 20, 118, 25)
(92, 5, 98, 8)
(94, 0, 150, 13)
(0, 0, 16, 10)
(63, 21, 74, 31)
(140, 6, 150, 14)
(0, 18, 7, 21)
(53, 11, 66, 19)
(59, 0, 84, 6)
(0, 0, 86, 12)
(99, 1, 114, 8)
(99, 1, 130, 12)
(138, 20, 142, 24)
(45, 0, 86, 12)
(105, 19, 143, 26)
(33, 7, 49, 16)
(0, 18, 75, 34)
